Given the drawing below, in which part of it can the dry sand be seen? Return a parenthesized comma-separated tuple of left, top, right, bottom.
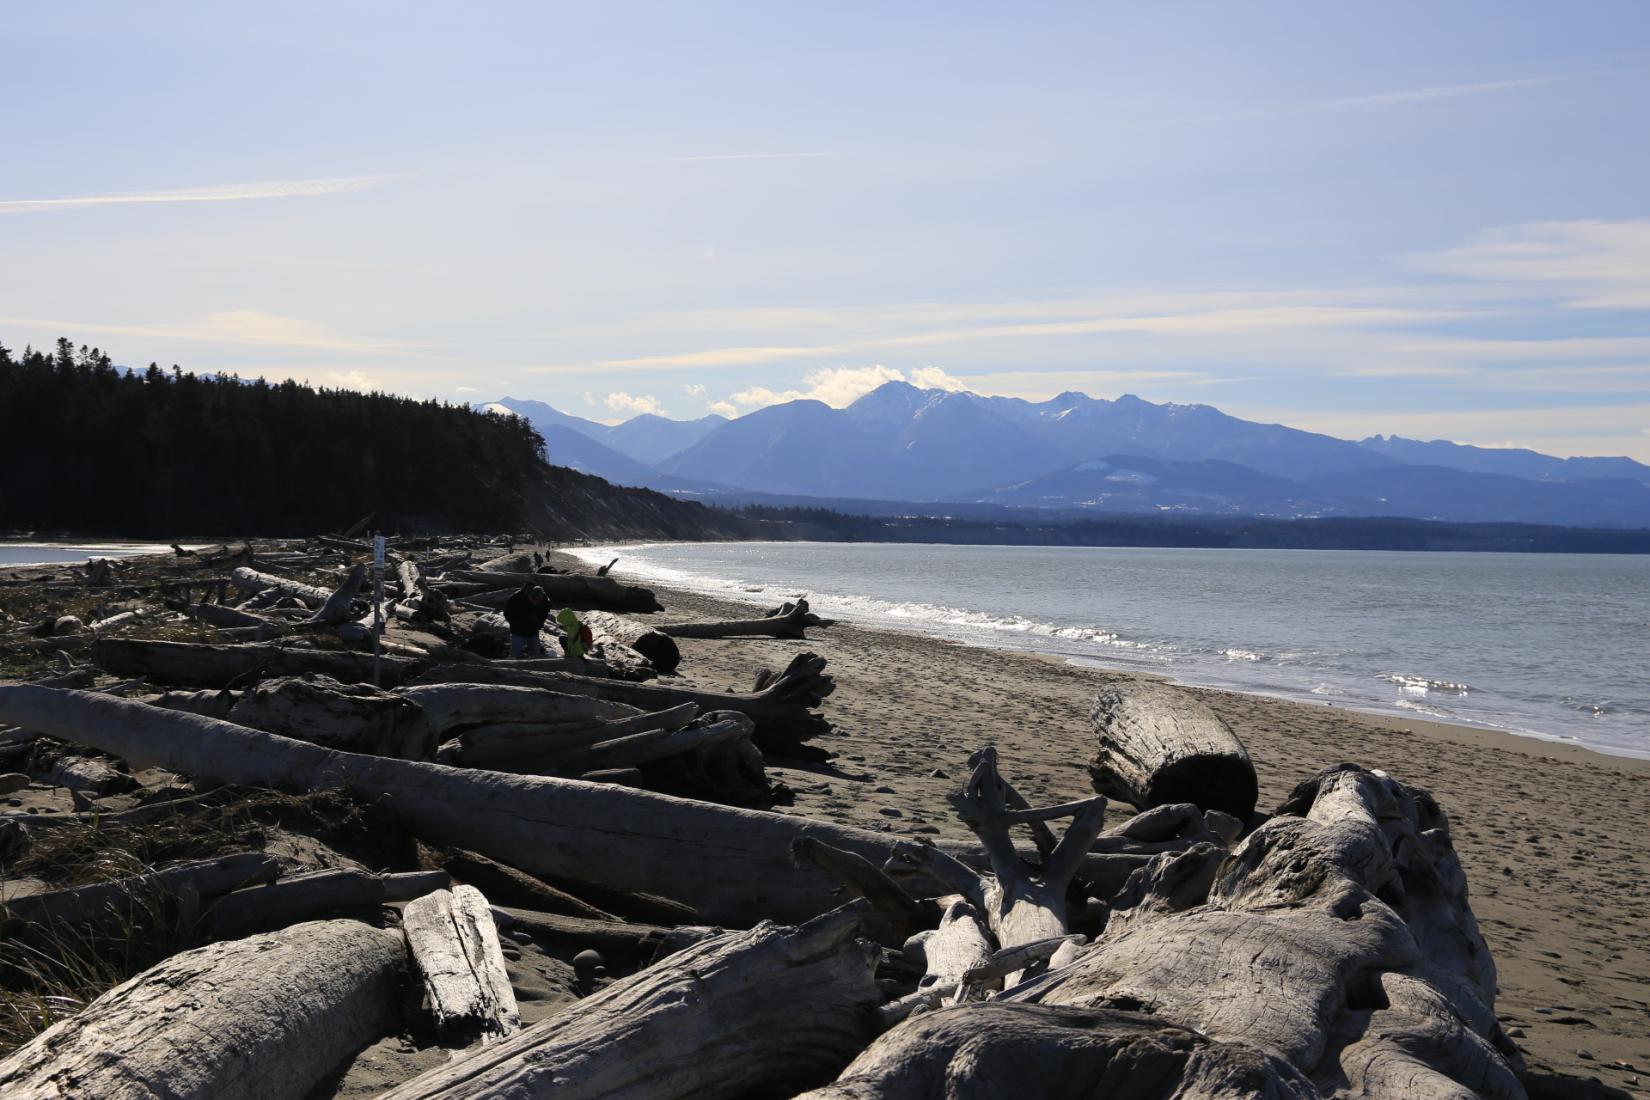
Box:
(645, 581, 1650, 1097)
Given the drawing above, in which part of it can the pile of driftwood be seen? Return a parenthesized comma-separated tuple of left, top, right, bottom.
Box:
(0, 539, 1528, 1098)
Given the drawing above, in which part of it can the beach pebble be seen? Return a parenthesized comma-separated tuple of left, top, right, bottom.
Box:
(5, 798, 21, 808)
(511, 929, 534, 944)
(877, 806, 903, 818)
(873, 785, 895, 794)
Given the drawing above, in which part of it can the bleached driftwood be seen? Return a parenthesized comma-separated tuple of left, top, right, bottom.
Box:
(229, 674, 433, 759)
(1, 851, 279, 929)
(579, 610, 681, 674)
(447, 701, 698, 769)
(93, 638, 416, 688)
(398, 683, 637, 740)
(306, 562, 366, 625)
(491, 906, 718, 966)
(663, 598, 831, 640)
(0, 686, 912, 924)
(443, 569, 662, 613)
(1003, 764, 1524, 1098)
(183, 602, 281, 632)
(229, 566, 333, 608)
(0, 919, 405, 1100)
(404, 885, 520, 1045)
(380, 906, 881, 1100)
(1088, 680, 1258, 819)
(410, 650, 835, 749)
(799, 1002, 1320, 1100)
(202, 868, 449, 941)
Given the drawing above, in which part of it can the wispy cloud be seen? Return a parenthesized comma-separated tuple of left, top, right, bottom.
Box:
(0, 309, 409, 355)
(0, 174, 397, 215)
(1161, 74, 1575, 127)
(578, 303, 1455, 373)
(1417, 219, 1650, 309)
(655, 151, 839, 163)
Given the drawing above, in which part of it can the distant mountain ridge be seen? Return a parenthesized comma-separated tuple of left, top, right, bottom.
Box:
(481, 385, 1650, 528)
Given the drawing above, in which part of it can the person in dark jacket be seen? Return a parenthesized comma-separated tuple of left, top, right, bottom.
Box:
(503, 584, 551, 658)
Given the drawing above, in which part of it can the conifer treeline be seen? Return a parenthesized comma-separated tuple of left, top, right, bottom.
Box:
(0, 338, 548, 536)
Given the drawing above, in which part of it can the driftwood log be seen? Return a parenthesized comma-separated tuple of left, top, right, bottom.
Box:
(663, 598, 831, 640)
(380, 905, 881, 1100)
(1, 851, 279, 930)
(229, 566, 333, 608)
(579, 609, 682, 674)
(410, 650, 834, 750)
(403, 885, 520, 1045)
(228, 674, 433, 759)
(0, 919, 405, 1100)
(442, 569, 662, 613)
(799, 1002, 1320, 1100)
(1088, 680, 1258, 819)
(93, 638, 416, 689)
(201, 868, 449, 941)
(0, 686, 909, 924)
(1001, 764, 1523, 1098)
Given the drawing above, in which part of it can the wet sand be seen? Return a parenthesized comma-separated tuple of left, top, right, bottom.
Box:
(648, 581, 1650, 1096)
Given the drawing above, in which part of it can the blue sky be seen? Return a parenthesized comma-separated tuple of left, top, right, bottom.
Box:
(3, 3, 1648, 458)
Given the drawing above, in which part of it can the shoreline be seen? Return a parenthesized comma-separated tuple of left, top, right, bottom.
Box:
(563, 541, 1650, 769)
(620, 565, 1650, 1091)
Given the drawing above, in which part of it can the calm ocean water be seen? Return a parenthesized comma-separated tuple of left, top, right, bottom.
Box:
(569, 542, 1650, 760)
(0, 544, 171, 567)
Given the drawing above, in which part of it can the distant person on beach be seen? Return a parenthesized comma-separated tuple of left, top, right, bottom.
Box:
(503, 583, 551, 658)
(557, 607, 595, 661)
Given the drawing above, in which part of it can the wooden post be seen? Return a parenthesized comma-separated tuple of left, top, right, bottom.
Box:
(372, 533, 386, 687)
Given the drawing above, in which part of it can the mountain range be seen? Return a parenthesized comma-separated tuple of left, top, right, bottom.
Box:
(481, 384, 1650, 528)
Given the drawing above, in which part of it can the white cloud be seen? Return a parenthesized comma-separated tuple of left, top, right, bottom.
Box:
(1418, 219, 1650, 309)
(910, 366, 965, 391)
(724, 365, 911, 412)
(324, 370, 377, 391)
(453, 385, 478, 394)
(707, 400, 737, 417)
(604, 391, 665, 416)
(0, 174, 397, 215)
(684, 383, 707, 398)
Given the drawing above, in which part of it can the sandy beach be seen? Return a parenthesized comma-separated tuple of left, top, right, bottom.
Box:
(640, 578, 1650, 1096)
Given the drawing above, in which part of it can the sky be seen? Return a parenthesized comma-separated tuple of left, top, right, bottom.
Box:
(3, 2, 1649, 459)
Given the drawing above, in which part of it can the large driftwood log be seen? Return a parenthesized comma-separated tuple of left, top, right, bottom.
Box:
(447, 701, 698, 769)
(1006, 764, 1524, 1099)
(404, 885, 520, 1045)
(201, 868, 449, 941)
(1088, 680, 1258, 819)
(410, 650, 834, 749)
(229, 566, 333, 608)
(443, 569, 663, 613)
(93, 638, 416, 689)
(229, 674, 433, 758)
(799, 1002, 1320, 1100)
(183, 601, 281, 632)
(579, 609, 682, 674)
(663, 598, 831, 640)
(0, 686, 910, 924)
(398, 683, 637, 739)
(1, 852, 279, 929)
(380, 906, 881, 1100)
(0, 919, 405, 1100)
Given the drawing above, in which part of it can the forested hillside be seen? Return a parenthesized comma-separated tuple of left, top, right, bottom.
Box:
(0, 339, 750, 539)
